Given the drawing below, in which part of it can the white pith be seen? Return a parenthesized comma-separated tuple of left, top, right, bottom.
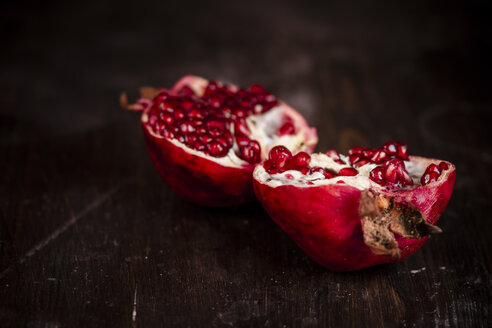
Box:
(253, 153, 448, 190)
(143, 80, 314, 168)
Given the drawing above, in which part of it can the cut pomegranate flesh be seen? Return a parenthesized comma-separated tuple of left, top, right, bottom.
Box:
(253, 143, 456, 271)
(128, 75, 318, 206)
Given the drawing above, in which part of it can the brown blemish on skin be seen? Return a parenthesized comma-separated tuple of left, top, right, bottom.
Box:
(359, 191, 441, 258)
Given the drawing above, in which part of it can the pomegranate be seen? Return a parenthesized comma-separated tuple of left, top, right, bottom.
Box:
(125, 75, 318, 206)
(253, 142, 456, 271)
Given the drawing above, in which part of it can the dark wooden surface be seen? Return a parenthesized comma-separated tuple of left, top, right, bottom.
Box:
(1, 0, 491, 327)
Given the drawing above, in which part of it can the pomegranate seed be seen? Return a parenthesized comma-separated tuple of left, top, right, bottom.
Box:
(337, 181, 345, 184)
(384, 158, 413, 186)
(234, 119, 250, 136)
(362, 148, 375, 158)
(278, 122, 296, 136)
(239, 145, 260, 164)
(174, 108, 186, 120)
(199, 134, 213, 144)
(149, 114, 158, 126)
(348, 146, 364, 155)
(223, 131, 234, 147)
(293, 152, 311, 167)
(298, 167, 309, 175)
(421, 171, 439, 185)
(196, 126, 207, 135)
(178, 86, 195, 96)
(349, 153, 363, 165)
(370, 149, 387, 164)
(439, 161, 449, 171)
(249, 84, 267, 94)
(250, 140, 261, 153)
(233, 108, 247, 118)
(181, 98, 194, 111)
(338, 167, 358, 176)
(194, 141, 206, 151)
(188, 108, 204, 119)
(162, 129, 175, 139)
(354, 159, 370, 168)
(208, 127, 222, 137)
(207, 141, 228, 157)
(160, 112, 174, 125)
(185, 133, 198, 146)
(383, 142, 398, 155)
(269, 146, 292, 167)
(396, 142, 409, 160)
(179, 120, 196, 134)
(309, 167, 324, 175)
(326, 150, 340, 160)
(236, 135, 251, 147)
(369, 166, 385, 185)
(425, 163, 442, 175)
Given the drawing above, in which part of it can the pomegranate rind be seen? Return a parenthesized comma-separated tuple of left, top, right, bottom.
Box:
(141, 75, 318, 206)
(252, 157, 456, 271)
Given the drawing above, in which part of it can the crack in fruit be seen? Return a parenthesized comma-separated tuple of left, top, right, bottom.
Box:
(359, 191, 442, 258)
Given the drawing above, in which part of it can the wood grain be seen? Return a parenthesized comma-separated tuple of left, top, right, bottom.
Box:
(1, 0, 491, 327)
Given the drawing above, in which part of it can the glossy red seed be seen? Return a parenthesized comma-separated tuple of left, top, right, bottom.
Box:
(348, 146, 364, 155)
(369, 166, 385, 185)
(326, 150, 340, 160)
(160, 112, 174, 125)
(349, 153, 362, 165)
(338, 167, 358, 176)
(249, 84, 267, 94)
(421, 171, 439, 185)
(194, 141, 206, 151)
(370, 149, 387, 164)
(208, 127, 223, 137)
(179, 120, 196, 134)
(249, 140, 261, 153)
(234, 119, 250, 136)
(239, 145, 260, 164)
(439, 161, 449, 171)
(293, 152, 311, 167)
(188, 108, 204, 119)
(425, 163, 442, 175)
(232, 108, 247, 118)
(235, 135, 251, 147)
(207, 141, 227, 157)
(396, 142, 409, 160)
(278, 122, 296, 136)
(354, 159, 370, 168)
(383, 142, 398, 155)
(173, 108, 186, 120)
(269, 146, 292, 167)
(362, 149, 375, 158)
(162, 129, 175, 139)
(178, 86, 195, 96)
(185, 133, 197, 146)
(199, 134, 213, 144)
(298, 167, 309, 175)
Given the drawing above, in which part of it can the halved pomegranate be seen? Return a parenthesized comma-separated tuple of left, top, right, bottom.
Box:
(253, 142, 456, 271)
(125, 75, 318, 206)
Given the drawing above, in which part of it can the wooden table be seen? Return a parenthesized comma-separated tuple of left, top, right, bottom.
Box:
(1, 1, 491, 326)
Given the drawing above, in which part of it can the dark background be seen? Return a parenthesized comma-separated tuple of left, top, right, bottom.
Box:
(1, 0, 491, 327)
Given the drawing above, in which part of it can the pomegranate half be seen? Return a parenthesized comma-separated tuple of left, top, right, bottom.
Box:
(127, 75, 318, 206)
(253, 143, 455, 271)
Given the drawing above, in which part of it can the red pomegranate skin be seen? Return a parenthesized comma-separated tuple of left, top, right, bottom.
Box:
(143, 131, 255, 206)
(141, 75, 318, 207)
(253, 156, 456, 271)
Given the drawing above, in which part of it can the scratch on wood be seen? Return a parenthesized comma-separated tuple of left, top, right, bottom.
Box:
(132, 285, 138, 322)
(0, 182, 129, 280)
